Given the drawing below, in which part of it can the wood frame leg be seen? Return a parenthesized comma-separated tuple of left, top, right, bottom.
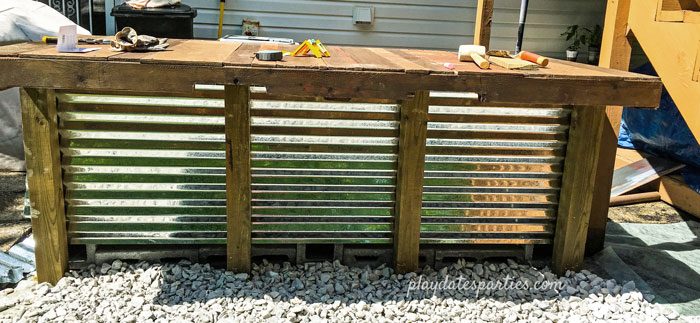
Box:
(393, 90, 430, 273)
(552, 106, 607, 274)
(20, 88, 68, 284)
(586, 0, 633, 254)
(225, 85, 252, 272)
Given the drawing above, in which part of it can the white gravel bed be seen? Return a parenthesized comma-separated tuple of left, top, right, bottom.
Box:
(0, 259, 683, 322)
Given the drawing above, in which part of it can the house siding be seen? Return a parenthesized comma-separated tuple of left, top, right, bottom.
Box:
(187, 0, 606, 58)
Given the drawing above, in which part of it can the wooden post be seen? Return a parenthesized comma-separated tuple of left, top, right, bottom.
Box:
(474, 0, 494, 48)
(393, 91, 429, 273)
(553, 106, 607, 274)
(20, 88, 67, 284)
(586, 0, 633, 255)
(225, 85, 252, 272)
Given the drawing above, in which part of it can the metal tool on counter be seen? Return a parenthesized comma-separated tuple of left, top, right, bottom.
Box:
(291, 39, 330, 58)
(255, 50, 284, 61)
(42, 36, 110, 45)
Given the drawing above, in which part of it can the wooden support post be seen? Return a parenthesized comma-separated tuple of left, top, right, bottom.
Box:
(20, 88, 67, 284)
(586, 0, 633, 255)
(553, 106, 607, 274)
(225, 85, 252, 273)
(474, 0, 494, 48)
(393, 90, 430, 273)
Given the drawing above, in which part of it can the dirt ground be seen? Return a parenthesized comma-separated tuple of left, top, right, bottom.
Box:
(0, 171, 692, 252)
(608, 201, 690, 223)
(0, 172, 30, 252)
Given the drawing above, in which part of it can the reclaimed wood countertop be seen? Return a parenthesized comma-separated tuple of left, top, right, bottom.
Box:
(0, 39, 661, 106)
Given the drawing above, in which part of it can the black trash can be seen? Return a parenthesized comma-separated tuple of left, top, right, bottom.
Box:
(111, 4, 197, 39)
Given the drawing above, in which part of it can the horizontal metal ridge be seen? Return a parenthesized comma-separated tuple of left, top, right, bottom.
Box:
(428, 106, 571, 117)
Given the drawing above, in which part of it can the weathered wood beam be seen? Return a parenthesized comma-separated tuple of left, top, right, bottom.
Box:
(20, 88, 68, 284)
(393, 91, 430, 273)
(0, 59, 662, 107)
(586, 0, 634, 255)
(553, 106, 607, 274)
(474, 0, 494, 48)
(225, 85, 252, 273)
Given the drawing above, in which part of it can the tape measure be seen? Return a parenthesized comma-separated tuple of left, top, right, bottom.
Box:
(255, 50, 283, 61)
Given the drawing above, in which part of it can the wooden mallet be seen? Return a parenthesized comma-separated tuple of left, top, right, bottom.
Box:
(458, 45, 490, 69)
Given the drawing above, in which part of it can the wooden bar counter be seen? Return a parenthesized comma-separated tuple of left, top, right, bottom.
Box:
(0, 40, 661, 283)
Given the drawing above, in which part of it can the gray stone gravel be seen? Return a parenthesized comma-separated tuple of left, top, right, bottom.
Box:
(0, 259, 684, 322)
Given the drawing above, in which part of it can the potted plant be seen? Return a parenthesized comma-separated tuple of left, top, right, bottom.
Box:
(584, 25, 602, 64)
(561, 25, 586, 62)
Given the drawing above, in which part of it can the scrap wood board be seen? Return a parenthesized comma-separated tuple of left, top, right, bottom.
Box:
(610, 156, 685, 197)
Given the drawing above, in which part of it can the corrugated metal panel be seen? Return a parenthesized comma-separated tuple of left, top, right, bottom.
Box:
(420, 92, 569, 244)
(59, 92, 566, 247)
(59, 93, 398, 245)
(0, 235, 35, 284)
(189, 0, 604, 57)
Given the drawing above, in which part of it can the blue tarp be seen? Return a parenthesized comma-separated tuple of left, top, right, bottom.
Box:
(618, 63, 700, 193)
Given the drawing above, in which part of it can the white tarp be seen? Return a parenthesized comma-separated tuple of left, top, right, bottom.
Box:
(0, 0, 91, 170)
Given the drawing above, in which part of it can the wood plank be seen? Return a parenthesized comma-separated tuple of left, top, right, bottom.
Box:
(225, 42, 260, 66)
(321, 47, 363, 70)
(474, 0, 494, 49)
(0, 58, 662, 106)
(20, 88, 68, 284)
(19, 44, 121, 60)
(659, 175, 700, 219)
(341, 46, 405, 72)
(0, 42, 47, 57)
(694, 40, 700, 82)
(615, 147, 646, 169)
(409, 49, 496, 75)
(367, 48, 430, 74)
(143, 40, 242, 66)
(225, 85, 252, 273)
(386, 49, 454, 74)
(586, 0, 634, 255)
(552, 106, 607, 275)
(108, 39, 186, 62)
(393, 90, 429, 273)
(684, 10, 700, 23)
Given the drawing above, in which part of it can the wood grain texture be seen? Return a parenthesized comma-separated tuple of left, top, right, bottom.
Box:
(393, 90, 429, 273)
(629, 0, 700, 137)
(586, 0, 633, 255)
(20, 88, 68, 284)
(552, 106, 607, 275)
(474, 0, 494, 48)
(19, 44, 122, 60)
(0, 42, 47, 57)
(660, 175, 700, 219)
(108, 39, 186, 62)
(0, 41, 662, 106)
(225, 85, 252, 273)
(143, 40, 242, 66)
